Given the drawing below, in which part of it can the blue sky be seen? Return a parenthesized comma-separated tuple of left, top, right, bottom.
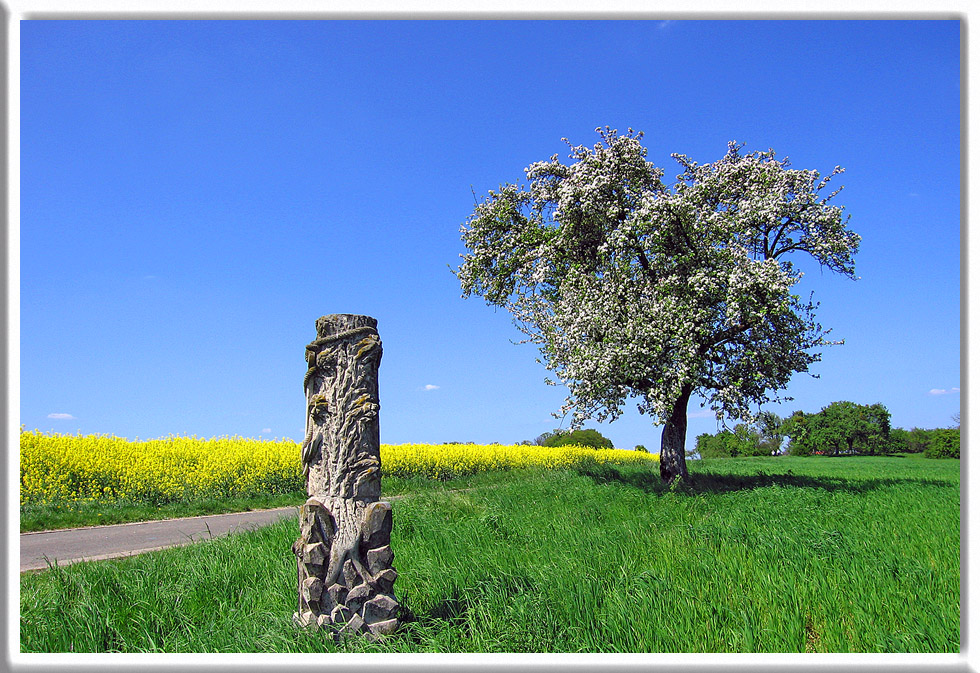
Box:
(19, 19, 961, 450)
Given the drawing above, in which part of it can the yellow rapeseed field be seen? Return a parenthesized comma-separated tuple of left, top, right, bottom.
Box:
(382, 442, 658, 481)
(20, 430, 659, 507)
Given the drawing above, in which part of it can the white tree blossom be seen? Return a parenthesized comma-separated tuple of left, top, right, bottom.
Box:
(456, 128, 859, 482)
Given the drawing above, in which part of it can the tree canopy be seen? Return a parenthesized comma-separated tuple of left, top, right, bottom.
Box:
(784, 401, 891, 456)
(541, 428, 614, 450)
(456, 127, 859, 482)
(696, 411, 785, 458)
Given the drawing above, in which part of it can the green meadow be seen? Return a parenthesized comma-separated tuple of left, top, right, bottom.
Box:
(20, 455, 959, 653)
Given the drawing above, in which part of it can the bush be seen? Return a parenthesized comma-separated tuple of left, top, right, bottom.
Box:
(888, 427, 934, 454)
(908, 428, 931, 453)
(634, 444, 649, 453)
(696, 424, 767, 458)
(542, 428, 614, 450)
(925, 428, 960, 459)
(888, 427, 911, 453)
(697, 431, 737, 458)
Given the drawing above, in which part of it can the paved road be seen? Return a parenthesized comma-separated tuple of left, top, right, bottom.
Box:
(19, 489, 467, 573)
(20, 506, 300, 572)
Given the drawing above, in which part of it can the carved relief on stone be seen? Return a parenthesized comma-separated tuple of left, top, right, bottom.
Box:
(292, 314, 400, 639)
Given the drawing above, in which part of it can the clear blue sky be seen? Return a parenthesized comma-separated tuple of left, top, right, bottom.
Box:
(19, 19, 961, 450)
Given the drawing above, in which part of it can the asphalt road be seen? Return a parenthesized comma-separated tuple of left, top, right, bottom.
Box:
(20, 506, 300, 572)
(19, 489, 457, 573)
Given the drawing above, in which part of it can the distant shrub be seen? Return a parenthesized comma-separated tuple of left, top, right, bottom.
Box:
(925, 428, 960, 459)
(634, 444, 649, 453)
(696, 427, 759, 458)
(909, 428, 931, 453)
(542, 428, 614, 450)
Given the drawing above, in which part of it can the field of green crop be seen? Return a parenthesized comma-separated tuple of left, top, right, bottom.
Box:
(20, 451, 959, 654)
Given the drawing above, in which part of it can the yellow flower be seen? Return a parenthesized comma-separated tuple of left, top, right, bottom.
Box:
(20, 430, 658, 508)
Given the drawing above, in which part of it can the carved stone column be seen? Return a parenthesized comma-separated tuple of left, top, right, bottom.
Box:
(292, 314, 400, 638)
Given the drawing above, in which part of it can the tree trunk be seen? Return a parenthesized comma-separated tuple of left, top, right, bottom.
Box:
(660, 384, 692, 484)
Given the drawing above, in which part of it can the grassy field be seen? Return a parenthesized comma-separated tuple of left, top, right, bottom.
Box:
(20, 454, 959, 653)
(19, 471, 517, 533)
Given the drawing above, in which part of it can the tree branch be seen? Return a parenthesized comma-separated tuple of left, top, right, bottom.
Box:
(635, 243, 653, 277)
(766, 217, 798, 259)
(772, 241, 807, 258)
(707, 316, 763, 349)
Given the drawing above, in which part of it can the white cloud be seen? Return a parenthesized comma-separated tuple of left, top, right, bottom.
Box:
(47, 413, 75, 420)
(687, 409, 715, 419)
(422, 384, 440, 391)
(261, 428, 272, 434)
(928, 388, 960, 396)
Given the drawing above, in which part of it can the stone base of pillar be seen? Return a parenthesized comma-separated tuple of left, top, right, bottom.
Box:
(292, 497, 401, 639)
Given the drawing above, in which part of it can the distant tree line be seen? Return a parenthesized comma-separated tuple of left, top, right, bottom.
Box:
(696, 402, 960, 459)
(695, 410, 785, 458)
(520, 428, 615, 450)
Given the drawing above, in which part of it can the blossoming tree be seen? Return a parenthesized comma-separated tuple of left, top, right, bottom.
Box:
(455, 128, 860, 483)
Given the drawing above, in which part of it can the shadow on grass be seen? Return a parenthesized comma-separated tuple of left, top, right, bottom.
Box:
(392, 588, 473, 650)
(410, 590, 467, 628)
(573, 463, 956, 497)
(396, 571, 540, 649)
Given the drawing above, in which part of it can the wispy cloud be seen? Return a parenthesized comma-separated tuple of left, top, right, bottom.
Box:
(47, 413, 76, 420)
(687, 409, 715, 419)
(421, 384, 440, 391)
(261, 428, 272, 434)
(657, 21, 672, 29)
(928, 387, 960, 396)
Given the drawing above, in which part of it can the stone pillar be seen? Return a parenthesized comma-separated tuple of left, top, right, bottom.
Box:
(292, 314, 400, 638)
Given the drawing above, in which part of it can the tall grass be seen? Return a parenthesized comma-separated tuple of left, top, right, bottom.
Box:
(20, 456, 959, 653)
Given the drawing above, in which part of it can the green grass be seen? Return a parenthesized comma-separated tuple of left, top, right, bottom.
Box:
(20, 471, 511, 533)
(19, 491, 308, 533)
(20, 456, 959, 653)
